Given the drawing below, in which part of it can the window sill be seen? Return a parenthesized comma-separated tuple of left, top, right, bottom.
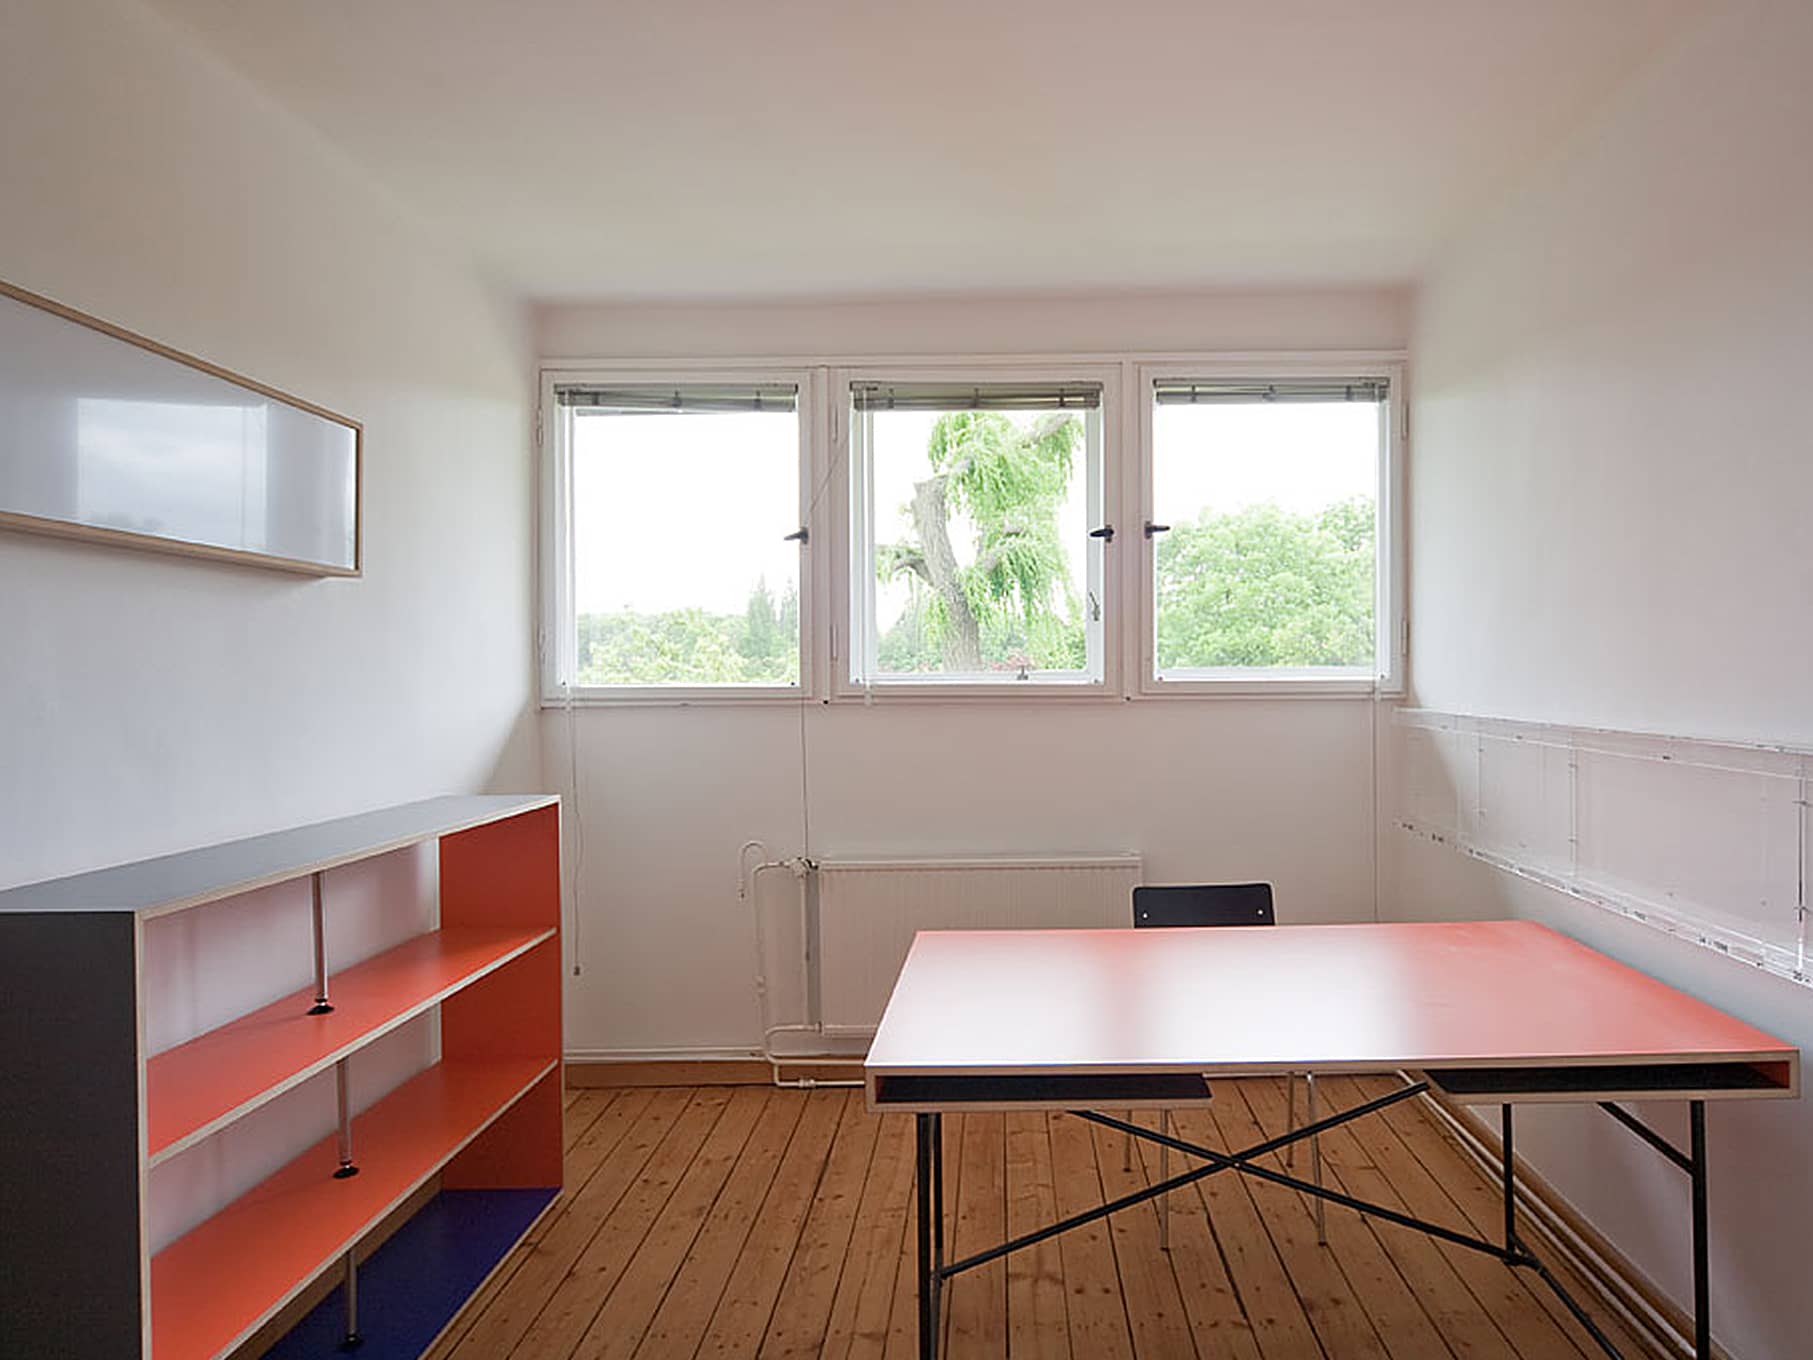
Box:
(540, 679, 1401, 708)
(1137, 675, 1384, 699)
(541, 687, 808, 708)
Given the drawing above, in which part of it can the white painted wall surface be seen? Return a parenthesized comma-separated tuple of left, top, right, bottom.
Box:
(0, 0, 541, 890)
(1399, 5, 1813, 1355)
(536, 287, 1409, 361)
(1408, 2, 1813, 746)
(0, 0, 541, 1254)
(539, 287, 1407, 1059)
(553, 698, 1385, 1056)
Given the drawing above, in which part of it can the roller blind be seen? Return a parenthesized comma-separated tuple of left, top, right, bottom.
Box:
(851, 381, 1102, 412)
(555, 382, 798, 413)
(1153, 378, 1389, 405)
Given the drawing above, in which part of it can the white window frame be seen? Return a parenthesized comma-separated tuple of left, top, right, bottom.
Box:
(830, 362, 1122, 701)
(538, 364, 817, 705)
(1134, 356, 1406, 697)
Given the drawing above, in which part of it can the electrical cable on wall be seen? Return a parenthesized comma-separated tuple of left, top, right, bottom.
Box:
(560, 403, 586, 978)
(565, 677, 585, 977)
(1370, 693, 1382, 924)
(797, 694, 813, 863)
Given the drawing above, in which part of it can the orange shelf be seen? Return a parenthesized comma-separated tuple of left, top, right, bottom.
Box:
(146, 927, 553, 1164)
(150, 1056, 554, 1360)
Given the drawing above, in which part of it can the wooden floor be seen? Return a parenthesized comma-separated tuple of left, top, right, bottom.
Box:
(427, 1076, 1662, 1360)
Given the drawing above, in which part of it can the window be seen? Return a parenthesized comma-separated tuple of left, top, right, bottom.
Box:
(846, 377, 1109, 688)
(1144, 374, 1397, 689)
(545, 377, 806, 694)
(539, 356, 1404, 704)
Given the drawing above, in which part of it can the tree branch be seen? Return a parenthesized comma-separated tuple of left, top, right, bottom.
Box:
(877, 542, 931, 584)
(971, 526, 1029, 579)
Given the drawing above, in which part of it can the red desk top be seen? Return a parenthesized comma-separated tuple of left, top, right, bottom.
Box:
(865, 921, 1797, 1080)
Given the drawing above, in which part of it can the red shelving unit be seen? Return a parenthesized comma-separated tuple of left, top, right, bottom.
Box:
(0, 794, 564, 1360)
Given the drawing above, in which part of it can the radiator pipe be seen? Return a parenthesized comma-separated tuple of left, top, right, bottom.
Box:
(744, 849, 862, 1089)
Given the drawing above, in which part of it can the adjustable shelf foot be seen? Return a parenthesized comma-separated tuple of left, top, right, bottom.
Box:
(339, 1251, 362, 1350)
(334, 1059, 359, 1179)
(308, 871, 334, 1015)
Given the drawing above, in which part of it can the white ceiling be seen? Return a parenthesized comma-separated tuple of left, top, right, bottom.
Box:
(145, 0, 1701, 302)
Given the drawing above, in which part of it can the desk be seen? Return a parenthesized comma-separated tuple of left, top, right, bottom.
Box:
(865, 920, 1798, 1360)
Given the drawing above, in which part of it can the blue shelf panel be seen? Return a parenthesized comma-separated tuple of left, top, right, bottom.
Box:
(264, 1187, 557, 1359)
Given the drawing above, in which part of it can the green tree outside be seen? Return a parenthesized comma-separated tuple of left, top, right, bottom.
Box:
(875, 410, 1086, 674)
(576, 580, 801, 685)
(1156, 497, 1374, 670)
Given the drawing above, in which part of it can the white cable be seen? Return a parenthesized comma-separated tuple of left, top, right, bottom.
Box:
(565, 677, 584, 977)
(558, 402, 586, 978)
(1370, 693, 1382, 924)
(797, 699, 813, 861)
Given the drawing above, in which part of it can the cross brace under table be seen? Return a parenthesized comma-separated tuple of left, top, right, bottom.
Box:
(911, 1081, 1711, 1360)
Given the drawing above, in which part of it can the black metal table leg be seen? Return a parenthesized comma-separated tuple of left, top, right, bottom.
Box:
(916, 1112, 941, 1360)
(1501, 1104, 1515, 1251)
(1690, 1101, 1709, 1360)
(1595, 1097, 1713, 1358)
(933, 1111, 945, 1276)
(908, 1087, 1713, 1360)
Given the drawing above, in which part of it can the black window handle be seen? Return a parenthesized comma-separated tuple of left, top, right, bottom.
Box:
(1088, 525, 1114, 542)
(783, 527, 808, 543)
(1144, 521, 1171, 538)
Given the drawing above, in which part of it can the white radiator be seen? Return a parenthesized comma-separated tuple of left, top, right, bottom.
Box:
(814, 856, 1142, 1038)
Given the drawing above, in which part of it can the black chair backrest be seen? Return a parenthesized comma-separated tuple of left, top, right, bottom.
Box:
(1133, 882, 1275, 929)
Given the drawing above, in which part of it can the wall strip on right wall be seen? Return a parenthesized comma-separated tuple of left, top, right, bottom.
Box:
(1393, 706, 1809, 988)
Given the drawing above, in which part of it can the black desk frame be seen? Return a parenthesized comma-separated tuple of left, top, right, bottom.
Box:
(910, 1080, 1711, 1360)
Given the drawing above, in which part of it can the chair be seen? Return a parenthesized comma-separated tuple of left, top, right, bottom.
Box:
(1128, 882, 1324, 1248)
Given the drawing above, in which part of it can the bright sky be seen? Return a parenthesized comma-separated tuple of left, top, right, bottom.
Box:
(1154, 402, 1380, 522)
(572, 409, 799, 615)
(570, 400, 1380, 617)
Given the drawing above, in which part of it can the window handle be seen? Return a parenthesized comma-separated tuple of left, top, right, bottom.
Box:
(1144, 521, 1171, 538)
(783, 526, 808, 544)
(1088, 525, 1114, 542)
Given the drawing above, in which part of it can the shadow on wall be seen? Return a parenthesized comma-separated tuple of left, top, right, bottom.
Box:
(483, 700, 547, 798)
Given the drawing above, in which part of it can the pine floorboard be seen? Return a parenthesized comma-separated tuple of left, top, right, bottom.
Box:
(428, 1078, 1667, 1360)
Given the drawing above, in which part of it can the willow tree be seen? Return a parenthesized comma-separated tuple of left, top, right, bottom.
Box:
(876, 411, 1081, 672)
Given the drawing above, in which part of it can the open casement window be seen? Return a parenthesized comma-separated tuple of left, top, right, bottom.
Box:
(1145, 374, 1397, 691)
(846, 378, 1108, 690)
(548, 378, 807, 696)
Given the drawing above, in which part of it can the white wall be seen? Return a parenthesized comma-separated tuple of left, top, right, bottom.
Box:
(537, 286, 1409, 360)
(537, 287, 1407, 1058)
(1408, 2, 1813, 746)
(1399, 4, 1813, 1356)
(0, 0, 541, 889)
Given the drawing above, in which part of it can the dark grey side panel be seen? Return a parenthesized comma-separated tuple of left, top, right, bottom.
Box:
(0, 912, 144, 1358)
